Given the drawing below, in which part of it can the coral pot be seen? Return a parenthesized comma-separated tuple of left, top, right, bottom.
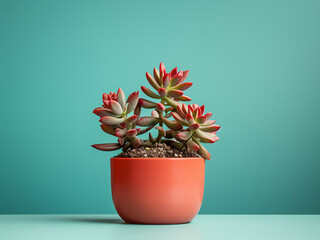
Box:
(110, 157, 205, 224)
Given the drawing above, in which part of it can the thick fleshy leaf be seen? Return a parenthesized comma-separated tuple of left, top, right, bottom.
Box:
(139, 98, 157, 109)
(200, 124, 220, 132)
(126, 92, 139, 114)
(189, 123, 200, 130)
(149, 133, 156, 143)
(146, 72, 160, 91)
(91, 143, 122, 151)
(165, 107, 174, 113)
(202, 119, 216, 126)
(170, 67, 178, 77)
(110, 100, 123, 115)
(188, 104, 199, 112)
(186, 139, 200, 152)
(192, 108, 200, 119)
(156, 103, 165, 111)
(118, 137, 125, 146)
(115, 128, 126, 138)
(174, 82, 193, 91)
(194, 104, 200, 109)
(126, 92, 134, 103)
(163, 74, 170, 88)
(100, 124, 116, 135)
(155, 126, 166, 137)
(102, 93, 109, 100)
(177, 130, 192, 140)
(198, 145, 211, 160)
(132, 136, 140, 148)
(102, 100, 111, 109)
(159, 62, 166, 78)
(136, 117, 158, 126)
(93, 107, 114, 117)
(134, 105, 141, 117)
(164, 130, 173, 139)
(176, 105, 186, 118)
(164, 112, 172, 118)
(170, 71, 183, 86)
(195, 129, 216, 143)
(196, 116, 207, 124)
(171, 112, 188, 126)
(161, 116, 182, 131)
(204, 113, 213, 120)
(199, 105, 205, 115)
(126, 129, 137, 137)
(167, 90, 183, 98)
(126, 115, 138, 124)
(119, 122, 126, 129)
(171, 131, 183, 143)
(102, 92, 117, 101)
(117, 88, 126, 109)
(186, 113, 195, 124)
(141, 86, 161, 99)
(182, 104, 188, 114)
(213, 134, 220, 142)
(153, 68, 162, 86)
(100, 116, 125, 125)
(158, 88, 167, 97)
(181, 70, 190, 81)
(198, 134, 219, 143)
(151, 110, 159, 118)
(176, 95, 191, 102)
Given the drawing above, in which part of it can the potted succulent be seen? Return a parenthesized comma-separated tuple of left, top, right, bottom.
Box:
(92, 62, 220, 224)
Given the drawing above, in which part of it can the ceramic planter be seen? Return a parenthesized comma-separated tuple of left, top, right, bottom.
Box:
(110, 157, 205, 224)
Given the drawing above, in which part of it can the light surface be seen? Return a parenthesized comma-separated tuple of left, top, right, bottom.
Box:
(0, 214, 319, 240)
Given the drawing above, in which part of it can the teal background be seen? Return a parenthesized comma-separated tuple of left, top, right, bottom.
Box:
(1, 0, 320, 214)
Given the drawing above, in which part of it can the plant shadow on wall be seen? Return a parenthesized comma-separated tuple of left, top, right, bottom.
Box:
(92, 62, 221, 159)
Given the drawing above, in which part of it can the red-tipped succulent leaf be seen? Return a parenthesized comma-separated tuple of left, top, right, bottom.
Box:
(91, 143, 122, 151)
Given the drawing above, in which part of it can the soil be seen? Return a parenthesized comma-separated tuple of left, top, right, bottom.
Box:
(116, 142, 200, 158)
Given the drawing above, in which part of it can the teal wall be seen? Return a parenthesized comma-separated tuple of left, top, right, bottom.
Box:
(1, 0, 320, 214)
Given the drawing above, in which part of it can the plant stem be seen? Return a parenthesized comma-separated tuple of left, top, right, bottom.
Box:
(137, 122, 157, 135)
(163, 97, 178, 109)
(155, 111, 164, 143)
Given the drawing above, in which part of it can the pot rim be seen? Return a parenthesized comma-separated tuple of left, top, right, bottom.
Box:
(111, 157, 204, 161)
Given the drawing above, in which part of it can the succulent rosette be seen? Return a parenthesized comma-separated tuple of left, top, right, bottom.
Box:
(92, 88, 141, 150)
(171, 104, 220, 160)
(92, 62, 221, 160)
(141, 62, 192, 106)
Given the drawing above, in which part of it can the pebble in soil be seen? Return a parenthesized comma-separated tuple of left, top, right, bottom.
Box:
(116, 142, 200, 158)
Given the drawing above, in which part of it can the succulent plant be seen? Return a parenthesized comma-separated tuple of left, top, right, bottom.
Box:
(92, 89, 141, 150)
(141, 62, 192, 107)
(171, 104, 220, 159)
(92, 62, 220, 160)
